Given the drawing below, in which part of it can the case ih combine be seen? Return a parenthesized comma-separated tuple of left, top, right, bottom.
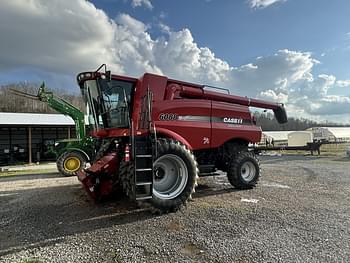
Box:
(76, 65, 287, 213)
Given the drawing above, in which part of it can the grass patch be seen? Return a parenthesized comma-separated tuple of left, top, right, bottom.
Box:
(279, 150, 311, 155)
(276, 143, 350, 157)
(320, 143, 349, 156)
(0, 169, 58, 177)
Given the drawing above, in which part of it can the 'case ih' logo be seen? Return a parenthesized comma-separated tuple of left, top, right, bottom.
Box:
(159, 113, 178, 121)
(223, 117, 243, 124)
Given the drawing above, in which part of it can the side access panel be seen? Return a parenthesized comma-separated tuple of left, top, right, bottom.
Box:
(211, 101, 262, 147)
(153, 99, 211, 149)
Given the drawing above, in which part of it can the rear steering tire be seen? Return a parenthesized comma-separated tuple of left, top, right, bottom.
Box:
(57, 151, 87, 177)
(227, 151, 260, 189)
(151, 139, 198, 212)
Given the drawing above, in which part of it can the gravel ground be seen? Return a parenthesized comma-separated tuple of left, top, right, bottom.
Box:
(0, 155, 349, 263)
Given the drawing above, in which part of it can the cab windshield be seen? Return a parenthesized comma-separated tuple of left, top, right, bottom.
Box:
(82, 78, 134, 129)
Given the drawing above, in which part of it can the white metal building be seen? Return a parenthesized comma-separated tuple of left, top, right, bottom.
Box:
(0, 112, 75, 165)
(307, 127, 350, 142)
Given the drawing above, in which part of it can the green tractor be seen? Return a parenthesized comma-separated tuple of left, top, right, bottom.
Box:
(11, 83, 94, 176)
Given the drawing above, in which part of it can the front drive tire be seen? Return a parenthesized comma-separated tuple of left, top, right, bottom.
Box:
(57, 151, 87, 177)
(227, 151, 260, 189)
(151, 139, 198, 212)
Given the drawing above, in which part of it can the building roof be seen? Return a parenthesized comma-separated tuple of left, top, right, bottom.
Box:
(288, 131, 313, 135)
(308, 127, 350, 139)
(0, 112, 75, 126)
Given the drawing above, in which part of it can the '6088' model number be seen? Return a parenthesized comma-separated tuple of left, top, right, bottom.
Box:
(159, 113, 178, 121)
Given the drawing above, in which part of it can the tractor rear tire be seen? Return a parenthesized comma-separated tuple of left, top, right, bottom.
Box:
(57, 151, 87, 177)
(227, 151, 260, 189)
(152, 139, 198, 213)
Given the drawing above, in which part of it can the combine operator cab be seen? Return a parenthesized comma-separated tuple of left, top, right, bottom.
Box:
(76, 64, 287, 213)
(79, 70, 135, 131)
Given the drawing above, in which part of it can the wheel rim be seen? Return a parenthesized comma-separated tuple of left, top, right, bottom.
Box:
(63, 156, 81, 172)
(153, 154, 188, 200)
(240, 161, 256, 182)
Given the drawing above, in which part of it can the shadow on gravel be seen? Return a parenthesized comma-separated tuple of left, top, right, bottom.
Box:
(0, 174, 243, 257)
(259, 154, 320, 164)
(0, 183, 156, 257)
(0, 172, 61, 182)
(193, 183, 240, 199)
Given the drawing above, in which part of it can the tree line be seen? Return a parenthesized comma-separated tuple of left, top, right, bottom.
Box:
(0, 82, 346, 131)
(254, 111, 345, 131)
(0, 83, 85, 113)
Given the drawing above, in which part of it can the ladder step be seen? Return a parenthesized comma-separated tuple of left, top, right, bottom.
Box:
(135, 148, 152, 155)
(133, 135, 153, 202)
(136, 182, 152, 186)
(136, 196, 152, 200)
(136, 168, 152, 172)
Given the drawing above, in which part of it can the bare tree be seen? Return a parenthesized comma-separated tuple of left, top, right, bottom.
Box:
(0, 82, 85, 113)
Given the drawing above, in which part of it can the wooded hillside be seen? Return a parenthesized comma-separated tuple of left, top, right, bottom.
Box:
(0, 83, 84, 113)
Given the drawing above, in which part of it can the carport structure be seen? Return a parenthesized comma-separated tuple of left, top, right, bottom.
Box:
(0, 112, 75, 165)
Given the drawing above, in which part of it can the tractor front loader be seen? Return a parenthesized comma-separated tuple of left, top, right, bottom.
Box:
(75, 65, 287, 213)
(11, 84, 94, 176)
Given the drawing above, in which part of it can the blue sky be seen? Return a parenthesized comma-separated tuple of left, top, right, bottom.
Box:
(116, 3, 344, 59)
(92, 0, 350, 78)
(0, 0, 349, 122)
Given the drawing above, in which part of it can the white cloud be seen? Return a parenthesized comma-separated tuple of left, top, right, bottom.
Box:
(131, 0, 153, 10)
(0, 0, 118, 74)
(0, 0, 349, 123)
(116, 13, 149, 34)
(260, 90, 289, 103)
(158, 22, 171, 34)
(230, 51, 350, 119)
(111, 19, 350, 120)
(230, 49, 317, 96)
(306, 96, 350, 115)
(113, 14, 162, 75)
(152, 29, 232, 85)
(247, 0, 286, 9)
(336, 80, 350, 88)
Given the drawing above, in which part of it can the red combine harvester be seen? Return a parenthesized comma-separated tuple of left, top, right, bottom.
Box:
(76, 65, 287, 213)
